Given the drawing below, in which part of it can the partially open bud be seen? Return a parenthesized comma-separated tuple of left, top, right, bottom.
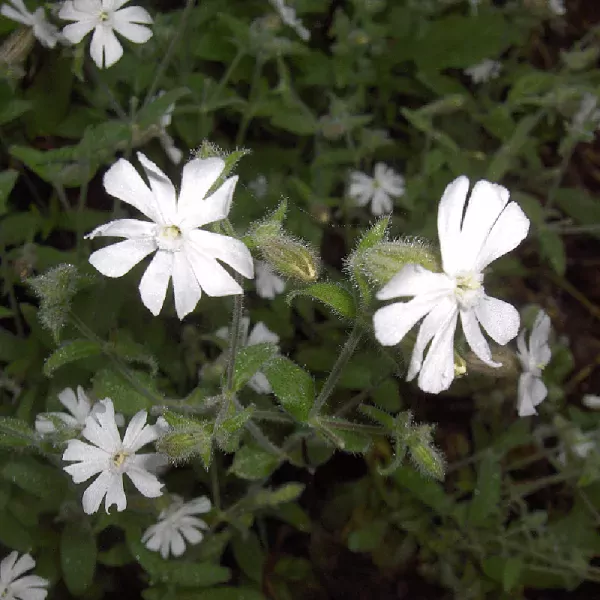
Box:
(352, 238, 440, 286)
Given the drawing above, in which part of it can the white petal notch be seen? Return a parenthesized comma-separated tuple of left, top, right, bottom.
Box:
(86, 153, 254, 319)
(372, 176, 530, 394)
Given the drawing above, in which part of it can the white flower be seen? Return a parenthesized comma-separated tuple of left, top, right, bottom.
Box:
(142, 495, 211, 559)
(570, 93, 600, 138)
(557, 429, 595, 465)
(1, 0, 60, 48)
(248, 174, 268, 199)
(0, 551, 48, 600)
(516, 310, 551, 417)
(549, 0, 566, 16)
(583, 394, 600, 410)
(59, 0, 153, 69)
(85, 152, 254, 319)
(373, 176, 529, 394)
(156, 91, 183, 165)
(255, 260, 285, 299)
(465, 59, 502, 84)
(35, 386, 124, 434)
(270, 0, 310, 41)
(62, 398, 164, 514)
(216, 318, 279, 393)
(348, 163, 405, 216)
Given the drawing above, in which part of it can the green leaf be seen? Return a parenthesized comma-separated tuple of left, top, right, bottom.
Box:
(192, 589, 266, 600)
(538, 229, 566, 276)
(43, 339, 103, 377)
(2, 457, 66, 500)
(98, 543, 131, 567)
(554, 188, 600, 239)
(232, 531, 265, 583)
(393, 467, 452, 515)
(316, 417, 372, 453)
(502, 556, 523, 592)
(237, 484, 305, 512)
(9, 145, 87, 187)
(135, 88, 189, 129)
(469, 450, 501, 526)
(287, 282, 356, 319)
(233, 343, 279, 392)
(262, 357, 314, 421)
(215, 404, 255, 454)
(108, 330, 158, 377)
(347, 519, 388, 552)
(61, 523, 97, 595)
(0, 169, 18, 215)
(230, 444, 281, 480)
(92, 368, 156, 415)
(0, 99, 32, 125)
(0, 510, 34, 552)
(0, 417, 37, 449)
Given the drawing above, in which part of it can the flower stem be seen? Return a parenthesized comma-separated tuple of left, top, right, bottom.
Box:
(225, 280, 244, 395)
(310, 323, 364, 418)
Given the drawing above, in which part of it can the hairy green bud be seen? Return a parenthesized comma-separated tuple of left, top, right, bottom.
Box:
(407, 425, 445, 481)
(352, 238, 441, 286)
(260, 236, 320, 283)
(156, 413, 213, 469)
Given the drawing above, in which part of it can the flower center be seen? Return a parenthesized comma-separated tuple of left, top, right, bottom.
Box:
(155, 224, 183, 252)
(454, 272, 484, 309)
(112, 450, 128, 469)
(99, 11, 109, 21)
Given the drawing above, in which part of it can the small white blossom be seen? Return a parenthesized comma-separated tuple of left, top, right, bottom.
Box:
(373, 176, 529, 394)
(0, 551, 48, 600)
(85, 152, 254, 319)
(557, 430, 595, 465)
(215, 318, 279, 394)
(1, 0, 60, 48)
(255, 260, 285, 299)
(35, 386, 124, 434)
(583, 394, 600, 410)
(155, 91, 183, 165)
(465, 59, 502, 84)
(348, 163, 405, 216)
(517, 310, 551, 417)
(62, 398, 165, 514)
(142, 495, 211, 559)
(59, 0, 153, 69)
(248, 174, 268, 199)
(570, 93, 600, 139)
(548, 0, 566, 16)
(270, 0, 310, 41)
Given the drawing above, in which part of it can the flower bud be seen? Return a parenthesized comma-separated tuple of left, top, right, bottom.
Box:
(156, 413, 213, 468)
(352, 238, 440, 286)
(259, 235, 320, 283)
(407, 425, 445, 481)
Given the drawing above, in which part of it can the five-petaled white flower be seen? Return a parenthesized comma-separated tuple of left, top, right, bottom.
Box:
(62, 398, 164, 514)
(1, 0, 60, 48)
(155, 90, 183, 165)
(85, 152, 254, 319)
(270, 0, 310, 41)
(35, 386, 125, 434)
(59, 0, 153, 69)
(373, 176, 529, 394)
(0, 551, 48, 600)
(465, 59, 502, 84)
(255, 260, 285, 299)
(516, 310, 551, 417)
(142, 495, 211, 559)
(216, 318, 279, 394)
(348, 163, 405, 216)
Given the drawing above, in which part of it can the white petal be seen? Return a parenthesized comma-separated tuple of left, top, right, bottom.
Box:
(9, 552, 35, 579)
(1, 551, 19, 583)
(112, 7, 153, 42)
(113, 5, 152, 24)
(183, 496, 212, 514)
(82, 470, 114, 514)
(417, 309, 459, 393)
(186, 249, 242, 296)
(474, 201, 530, 271)
(159, 134, 183, 165)
(348, 172, 373, 205)
(9, 574, 48, 598)
(61, 20, 96, 44)
(517, 373, 547, 417)
(89, 239, 156, 278)
(58, 387, 79, 416)
(82, 399, 122, 452)
(371, 189, 393, 215)
(123, 418, 159, 453)
(373, 295, 440, 347)
(177, 158, 225, 220)
(138, 250, 173, 316)
(172, 251, 202, 319)
(376, 265, 452, 301)
(64, 457, 106, 483)
(474, 294, 520, 345)
(248, 372, 272, 394)
(529, 310, 552, 365)
(458, 180, 510, 270)
(169, 529, 186, 557)
(407, 296, 457, 381)
(186, 229, 253, 279)
(247, 322, 279, 345)
(460, 308, 501, 368)
(103, 472, 127, 513)
(1, 2, 31, 25)
(103, 158, 162, 223)
(437, 175, 470, 276)
(90, 25, 123, 69)
(179, 524, 204, 545)
(126, 464, 163, 498)
(178, 175, 237, 230)
(85, 218, 155, 240)
(136, 153, 177, 224)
